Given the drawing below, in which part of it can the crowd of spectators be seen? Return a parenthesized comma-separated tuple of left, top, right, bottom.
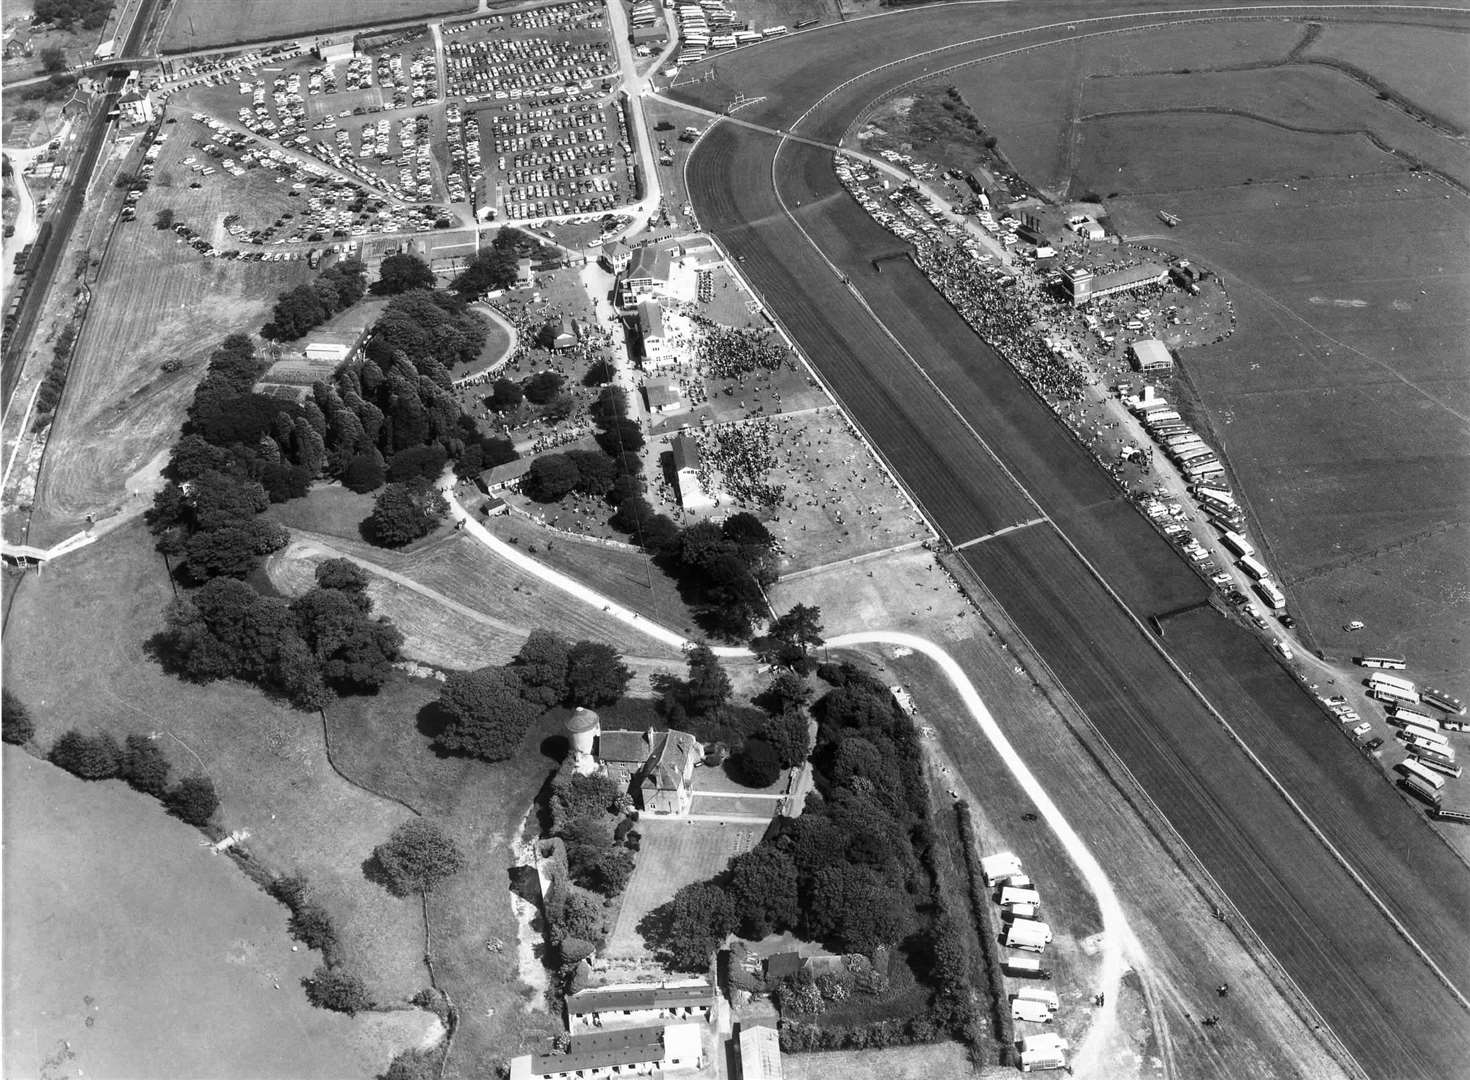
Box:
(691, 321, 792, 380)
(695, 418, 785, 511)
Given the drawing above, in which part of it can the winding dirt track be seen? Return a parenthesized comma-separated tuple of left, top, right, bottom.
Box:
(675, 5, 1470, 1077)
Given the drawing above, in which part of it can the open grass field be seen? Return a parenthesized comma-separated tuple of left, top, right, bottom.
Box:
(679, 27, 1470, 1070)
(27, 121, 307, 546)
(780, 1041, 974, 1080)
(1305, 21, 1470, 133)
(604, 818, 763, 960)
(1101, 172, 1470, 676)
(159, 0, 475, 51)
(2, 522, 432, 1007)
(1, 748, 432, 1080)
(324, 680, 567, 1078)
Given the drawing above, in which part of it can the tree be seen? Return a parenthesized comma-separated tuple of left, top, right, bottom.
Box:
(550, 771, 624, 836)
(684, 642, 732, 716)
(183, 519, 289, 580)
(806, 864, 910, 954)
(40, 45, 68, 73)
(386, 444, 448, 483)
(373, 819, 466, 897)
(523, 454, 579, 502)
(166, 775, 220, 826)
(756, 604, 825, 672)
(642, 881, 736, 972)
(120, 734, 172, 797)
(367, 481, 447, 546)
(341, 451, 386, 493)
(729, 737, 781, 788)
(759, 671, 813, 714)
(589, 847, 635, 897)
(49, 730, 122, 780)
(593, 417, 645, 455)
(564, 641, 632, 707)
(488, 377, 524, 411)
(727, 846, 799, 937)
(374, 253, 436, 295)
(523, 371, 565, 405)
(154, 207, 175, 230)
(315, 557, 371, 607)
(304, 966, 370, 1014)
(560, 887, 607, 944)
(2, 687, 35, 745)
(758, 711, 811, 769)
(513, 629, 571, 706)
(382, 1048, 440, 1080)
(435, 666, 540, 761)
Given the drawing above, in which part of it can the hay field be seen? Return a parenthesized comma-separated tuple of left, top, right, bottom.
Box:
(604, 818, 762, 959)
(2, 522, 431, 1004)
(1, 749, 431, 1080)
(28, 119, 308, 546)
(160, 0, 475, 51)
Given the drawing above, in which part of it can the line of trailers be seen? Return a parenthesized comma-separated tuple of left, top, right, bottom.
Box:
(1358, 671, 1470, 818)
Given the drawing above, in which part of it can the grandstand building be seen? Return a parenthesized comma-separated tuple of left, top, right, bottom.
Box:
(1062, 262, 1168, 306)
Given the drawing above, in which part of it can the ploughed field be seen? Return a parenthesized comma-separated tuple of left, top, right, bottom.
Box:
(675, 10, 1470, 1074)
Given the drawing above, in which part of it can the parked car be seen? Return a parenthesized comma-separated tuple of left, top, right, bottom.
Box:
(1343, 620, 1365, 632)
(1362, 736, 1384, 756)
(1350, 722, 1372, 740)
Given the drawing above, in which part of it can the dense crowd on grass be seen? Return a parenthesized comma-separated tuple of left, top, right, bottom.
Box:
(697, 418, 786, 512)
(912, 245, 1089, 406)
(692, 321, 791, 380)
(638, 662, 981, 1051)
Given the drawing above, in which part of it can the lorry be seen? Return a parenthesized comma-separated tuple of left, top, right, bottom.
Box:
(1020, 1033, 1070, 1072)
(1012, 998, 1055, 1024)
(1017, 986, 1060, 1011)
(1003, 955, 1054, 979)
(1005, 919, 1053, 953)
(981, 851, 1022, 887)
(1000, 886, 1042, 910)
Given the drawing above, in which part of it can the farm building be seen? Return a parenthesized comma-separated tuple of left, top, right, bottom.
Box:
(618, 243, 674, 309)
(738, 1021, 783, 1080)
(637, 299, 668, 365)
(117, 92, 154, 125)
(566, 982, 715, 1032)
(600, 239, 632, 274)
(317, 39, 356, 63)
(644, 379, 683, 414)
(1129, 339, 1174, 373)
(508, 1023, 705, 1080)
(597, 726, 702, 814)
(1062, 262, 1168, 306)
(672, 432, 713, 510)
(539, 317, 580, 351)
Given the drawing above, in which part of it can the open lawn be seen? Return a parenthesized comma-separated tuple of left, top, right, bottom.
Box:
(27, 117, 307, 546)
(1306, 21, 1470, 134)
(1, 748, 433, 1080)
(2, 522, 431, 1006)
(324, 680, 566, 1078)
(605, 818, 763, 960)
(1105, 170, 1470, 677)
(779, 1041, 974, 1080)
(160, 0, 475, 51)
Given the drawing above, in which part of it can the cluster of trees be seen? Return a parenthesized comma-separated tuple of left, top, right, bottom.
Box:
(32, 319, 76, 426)
(155, 559, 402, 710)
(47, 727, 220, 826)
(262, 259, 368, 341)
(550, 770, 636, 899)
(625, 512, 780, 639)
(373, 253, 437, 296)
(432, 629, 634, 762)
(521, 385, 644, 501)
(149, 290, 514, 575)
(639, 664, 936, 967)
(34, 0, 112, 29)
(450, 227, 538, 298)
(2, 688, 35, 745)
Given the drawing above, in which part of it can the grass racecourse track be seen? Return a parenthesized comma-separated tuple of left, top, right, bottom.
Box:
(675, 7, 1470, 1077)
(159, 0, 476, 52)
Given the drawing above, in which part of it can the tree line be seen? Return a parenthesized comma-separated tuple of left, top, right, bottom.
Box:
(638, 662, 982, 1050)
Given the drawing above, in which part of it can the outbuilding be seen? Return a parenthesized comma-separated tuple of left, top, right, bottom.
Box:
(1129, 338, 1174, 373)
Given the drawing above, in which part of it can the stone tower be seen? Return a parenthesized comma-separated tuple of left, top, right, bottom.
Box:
(565, 707, 601, 776)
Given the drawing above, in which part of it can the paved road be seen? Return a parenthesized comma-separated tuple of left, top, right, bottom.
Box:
(673, 7, 1470, 1076)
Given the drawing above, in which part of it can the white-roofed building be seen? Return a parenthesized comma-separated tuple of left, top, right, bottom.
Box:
(737, 1021, 782, 1080)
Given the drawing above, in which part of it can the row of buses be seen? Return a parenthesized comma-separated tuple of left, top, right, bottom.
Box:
(1361, 669, 1469, 817)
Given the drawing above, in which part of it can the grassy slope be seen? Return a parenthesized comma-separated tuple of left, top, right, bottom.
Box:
(2, 521, 429, 1004)
(1, 747, 429, 1080)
